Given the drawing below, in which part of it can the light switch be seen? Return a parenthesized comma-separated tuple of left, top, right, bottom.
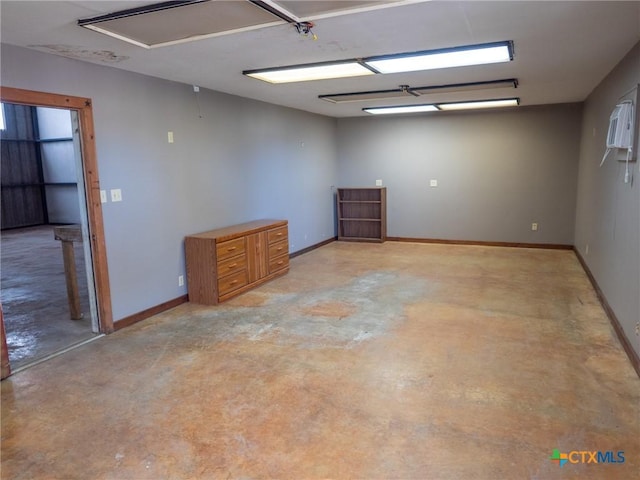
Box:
(110, 189, 122, 202)
(430, 179, 438, 187)
(100, 190, 107, 203)
(168, 131, 174, 143)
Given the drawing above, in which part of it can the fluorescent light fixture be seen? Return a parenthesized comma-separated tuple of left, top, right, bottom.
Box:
(244, 62, 374, 83)
(245, 40, 514, 83)
(320, 78, 518, 103)
(321, 89, 416, 104)
(437, 98, 519, 110)
(412, 78, 518, 96)
(0, 103, 5, 130)
(364, 104, 438, 115)
(365, 41, 513, 74)
(363, 98, 520, 115)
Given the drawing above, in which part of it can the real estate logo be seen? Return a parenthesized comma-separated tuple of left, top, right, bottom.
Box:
(550, 449, 568, 467)
(549, 449, 625, 467)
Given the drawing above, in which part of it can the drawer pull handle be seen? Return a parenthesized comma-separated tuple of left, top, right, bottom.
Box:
(277, 247, 283, 251)
(277, 261, 283, 265)
(276, 232, 283, 236)
(228, 263, 237, 268)
(227, 246, 237, 251)
(230, 280, 238, 285)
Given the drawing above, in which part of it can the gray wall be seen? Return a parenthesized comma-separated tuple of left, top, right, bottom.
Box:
(37, 107, 81, 224)
(336, 105, 582, 244)
(1, 44, 338, 321)
(3, 40, 637, 355)
(575, 42, 640, 358)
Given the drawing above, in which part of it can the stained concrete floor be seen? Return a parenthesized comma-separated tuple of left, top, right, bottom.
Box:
(1, 242, 639, 479)
(1, 225, 95, 369)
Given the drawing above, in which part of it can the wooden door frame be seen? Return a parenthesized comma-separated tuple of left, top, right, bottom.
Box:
(1, 87, 114, 333)
(1, 305, 10, 379)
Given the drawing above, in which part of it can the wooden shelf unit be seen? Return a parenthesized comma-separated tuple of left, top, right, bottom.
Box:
(185, 219, 289, 305)
(337, 187, 387, 242)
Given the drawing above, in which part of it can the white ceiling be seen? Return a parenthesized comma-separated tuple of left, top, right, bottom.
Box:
(1, 1, 639, 117)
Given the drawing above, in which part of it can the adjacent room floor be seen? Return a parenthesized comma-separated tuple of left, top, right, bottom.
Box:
(1, 242, 638, 479)
(1, 225, 95, 369)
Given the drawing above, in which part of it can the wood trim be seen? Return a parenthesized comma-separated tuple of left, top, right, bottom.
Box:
(387, 237, 573, 250)
(289, 237, 337, 259)
(1, 305, 10, 380)
(1, 86, 114, 333)
(573, 249, 640, 378)
(0, 87, 90, 110)
(113, 295, 189, 332)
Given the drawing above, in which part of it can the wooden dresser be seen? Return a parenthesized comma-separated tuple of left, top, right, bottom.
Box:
(185, 219, 289, 305)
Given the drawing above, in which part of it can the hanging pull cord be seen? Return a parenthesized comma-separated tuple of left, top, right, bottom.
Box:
(624, 146, 632, 183)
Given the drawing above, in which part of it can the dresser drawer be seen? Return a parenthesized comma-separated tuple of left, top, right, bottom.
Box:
(218, 270, 248, 296)
(217, 254, 246, 277)
(269, 254, 289, 274)
(216, 237, 245, 261)
(267, 226, 288, 244)
(268, 239, 289, 259)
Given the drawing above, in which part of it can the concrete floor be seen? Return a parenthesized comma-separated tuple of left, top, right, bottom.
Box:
(1, 226, 95, 369)
(1, 242, 638, 479)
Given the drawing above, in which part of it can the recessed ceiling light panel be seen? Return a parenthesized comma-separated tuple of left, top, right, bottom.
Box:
(245, 41, 514, 84)
(364, 104, 439, 115)
(363, 97, 520, 115)
(437, 98, 520, 110)
(365, 41, 514, 74)
(244, 62, 375, 83)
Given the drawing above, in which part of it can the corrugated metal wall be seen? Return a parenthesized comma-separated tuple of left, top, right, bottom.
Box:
(1, 104, 47, 229)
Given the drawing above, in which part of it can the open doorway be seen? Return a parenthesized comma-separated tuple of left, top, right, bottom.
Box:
(0, 87, 113, 377)
(1, 103, 97, 368)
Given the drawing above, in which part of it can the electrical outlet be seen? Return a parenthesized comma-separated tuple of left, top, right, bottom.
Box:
(531, 223, 538, 231)
(430, 179, 438, 187)
(110, 189, 122, 202)
(168, 131, 174, 143)
(375, 179, 383, 186)
(178, 275, 184, 287)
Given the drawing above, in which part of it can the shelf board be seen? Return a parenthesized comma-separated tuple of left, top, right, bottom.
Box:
(338, 200, 381, 204)
(338, 236, 385, 242)
(339, 218, 382, 222)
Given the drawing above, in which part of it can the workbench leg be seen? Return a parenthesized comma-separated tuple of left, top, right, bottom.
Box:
(61, 240, 82, 320)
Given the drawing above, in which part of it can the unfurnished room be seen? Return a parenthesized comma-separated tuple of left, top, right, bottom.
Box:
(0, 1, 639, 479)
